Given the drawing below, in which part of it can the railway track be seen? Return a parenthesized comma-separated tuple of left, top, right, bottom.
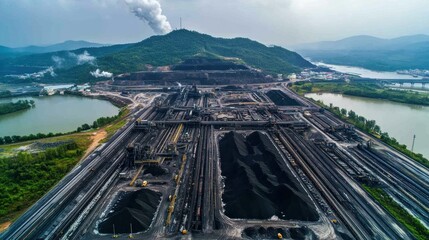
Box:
(276, 129, 369, 240)
(350, 148, 429, 225)
(281, 128, 411, 239)
(1, 108, 148, 240)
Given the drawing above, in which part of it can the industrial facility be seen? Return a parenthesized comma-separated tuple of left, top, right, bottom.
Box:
(2, 81, 427, 240)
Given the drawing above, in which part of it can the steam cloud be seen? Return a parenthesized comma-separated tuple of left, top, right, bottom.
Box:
(6, 67, 56, 80)
(69, 51, 96, 65)
(52, 56, 65, 68)
(90, 69, 113, 78)
(125, 0, 172, 34)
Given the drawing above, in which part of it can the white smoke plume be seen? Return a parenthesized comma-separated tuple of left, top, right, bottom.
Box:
(68, 51, 96, 65)
(90, 69, 113, 78)
(125, 0, 172, 34)
(52, 55, 65, 68)
(6, 67, 56, 80)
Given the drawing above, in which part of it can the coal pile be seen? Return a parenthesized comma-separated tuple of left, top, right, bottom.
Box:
(243, 227, 288, 239)
(98, 189, 161, 234)
(266, 90, 301, 106)
(219, 131, 318, 221)
(290, 227, 317, 240)
(143, 165, 167, 176)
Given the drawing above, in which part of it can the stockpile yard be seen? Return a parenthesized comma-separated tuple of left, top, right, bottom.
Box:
(266, 89, 302, 106)
(219, 131, 318, 221)
(98, 189, 161, 234)
(5, 82, 426, 240)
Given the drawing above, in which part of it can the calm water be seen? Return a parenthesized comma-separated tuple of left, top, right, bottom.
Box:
(306, 93, 429, 158)
(314, 62, 422, 80)
(0, 95, 119, 137)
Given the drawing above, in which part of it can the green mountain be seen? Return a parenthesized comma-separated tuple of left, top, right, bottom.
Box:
(2, 30, 313, 83)
(294, 34, 429, 71)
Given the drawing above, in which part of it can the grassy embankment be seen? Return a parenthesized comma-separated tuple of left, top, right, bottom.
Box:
(0, 107, 130, 229)
(363, 185, 429, 240)
(290, 81, 429, 239)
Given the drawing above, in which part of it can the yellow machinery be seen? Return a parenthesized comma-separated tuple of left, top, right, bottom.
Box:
(181, 229, 188, 235)
(142, 180, 148, 187)
(165, 154, 187, 226)
(277, 233, 283, 239)
(129, 165, 144, 186)
(167, 124, 184, 155)
(172, 124, 184, 145)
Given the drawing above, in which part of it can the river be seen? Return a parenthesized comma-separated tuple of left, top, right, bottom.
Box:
(314, 62, 422, 80)
(305, 93, 429, 158)
(0, 95, 119, 137)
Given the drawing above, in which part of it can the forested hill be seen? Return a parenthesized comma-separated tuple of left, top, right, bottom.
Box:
(294, 34, 429, 71)
(1, 30, 314, 83)
(96, 30, 314, 74)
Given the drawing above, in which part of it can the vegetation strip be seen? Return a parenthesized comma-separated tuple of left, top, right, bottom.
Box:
(291, 81, 429, 106)
(362, 185, 429, 240)
(0, 100, 34, 115)
(0, 140, 90, 224)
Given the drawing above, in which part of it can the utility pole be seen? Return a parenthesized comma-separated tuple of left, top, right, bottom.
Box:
(129, 223, 134, 238)
(113, 224, 118, 238)
(411, 134, 416, 152)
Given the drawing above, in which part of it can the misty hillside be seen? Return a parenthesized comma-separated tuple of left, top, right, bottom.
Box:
(0, 46, 26, 60)
(16, 40, 107, 54)
(1, 30, 313, 83)
(0, 41, 106, 57)
(294, 34, 429, 71)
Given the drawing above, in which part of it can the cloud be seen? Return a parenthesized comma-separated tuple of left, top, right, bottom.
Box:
(6, 67, 56, 80)
(125, 0, 172, 34)
(69, 51, 96, 65)
(51, 55, 65, 68)
(1, 0, 429, 47)
(90, 69, 113, 78)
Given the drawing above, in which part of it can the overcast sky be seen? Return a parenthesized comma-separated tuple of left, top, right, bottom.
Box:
(1, 0, 428, 48)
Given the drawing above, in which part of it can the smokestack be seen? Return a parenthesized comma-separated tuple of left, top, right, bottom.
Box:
(125, 0, 172, 34)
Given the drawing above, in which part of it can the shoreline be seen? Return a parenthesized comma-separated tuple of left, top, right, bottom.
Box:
(63, 91, 132, 108)
(0, 90, 132, 108)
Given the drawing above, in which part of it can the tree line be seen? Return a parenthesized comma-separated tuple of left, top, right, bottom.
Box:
(0, 141, 82, 220)
(0, 99, 35, 115)
(323, 101, 429, 168)
(291, 81, 429, 106)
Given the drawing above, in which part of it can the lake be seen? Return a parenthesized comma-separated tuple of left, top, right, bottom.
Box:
(0, 95, 119, 137)
(314, 62, 422, 80)
(305, 93, 429, 158)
